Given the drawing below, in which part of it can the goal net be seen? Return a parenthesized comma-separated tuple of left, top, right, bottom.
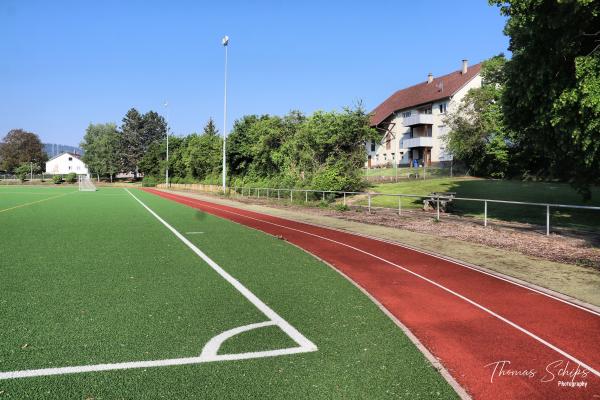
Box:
(78, 175, 97, 192)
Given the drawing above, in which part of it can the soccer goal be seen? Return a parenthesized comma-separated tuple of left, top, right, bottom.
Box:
(78, 175, 97, 192)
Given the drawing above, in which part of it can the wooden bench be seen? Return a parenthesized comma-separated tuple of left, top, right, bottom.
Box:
(423, 192, 456, 212)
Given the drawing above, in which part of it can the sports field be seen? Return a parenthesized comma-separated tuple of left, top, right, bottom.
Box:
(0, 186, 455, 398)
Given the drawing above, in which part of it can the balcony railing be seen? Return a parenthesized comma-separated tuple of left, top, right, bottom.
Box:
(403, 113, 434, 126)
(402, 136, 434, 148)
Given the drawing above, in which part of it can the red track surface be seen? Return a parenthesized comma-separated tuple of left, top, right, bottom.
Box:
(145, 189, 600, 399)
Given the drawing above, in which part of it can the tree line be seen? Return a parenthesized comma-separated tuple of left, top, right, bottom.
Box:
(1, 105, 376, 192)
(139, 106, 378, 191)
(446, 0, 600, 198)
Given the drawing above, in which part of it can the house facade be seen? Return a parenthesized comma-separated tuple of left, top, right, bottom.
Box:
(367, 60, 482, 168)
(45, 152, 89, 175)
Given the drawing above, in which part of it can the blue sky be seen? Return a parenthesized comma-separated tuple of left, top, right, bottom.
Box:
(1, 0, 508, 146)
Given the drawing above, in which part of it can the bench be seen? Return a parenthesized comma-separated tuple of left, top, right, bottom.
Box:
(423, 192, 456, 212)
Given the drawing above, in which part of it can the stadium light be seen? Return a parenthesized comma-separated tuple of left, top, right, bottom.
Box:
(221, 35, 229, 193)
(164, 101, 169, 187)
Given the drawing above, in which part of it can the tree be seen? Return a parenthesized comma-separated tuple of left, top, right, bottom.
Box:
(490, 0, 600, 197)
(119, 108, 167, 178)
(81, 123, 121, 181)
(444, 55, 511, 178)
(180, 119, 222, 181)
(551, 53, 600, 197)
(226, 115, 267, 177)
(286, 105, 378, 190)
(0, 129, 47, 172)
(203, 118, 219, 136)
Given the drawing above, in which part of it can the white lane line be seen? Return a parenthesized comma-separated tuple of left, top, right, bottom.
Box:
(125, 189, 316, 351)
(170, 193, 600, 378)
(186, 231, 204, 234)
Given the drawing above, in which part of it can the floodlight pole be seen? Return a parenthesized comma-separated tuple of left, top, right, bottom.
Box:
(222, 35, 229, 193)
(164, 101, 169, 187)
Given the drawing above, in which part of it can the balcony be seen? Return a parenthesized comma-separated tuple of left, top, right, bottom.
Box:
(403, 113, 434, 127)
(402, 136, 434, 148)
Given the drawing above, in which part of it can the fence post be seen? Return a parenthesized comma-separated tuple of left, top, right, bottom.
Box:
(368, 193, 371, 213)
(436, 195, 440, 221)
(484, 201, 488, 227)
(257, 188, 260, 199)
(343, 192, 346, 206)
(322, 192, 325, 202)
(399, 198, 402, 216)
(290, 189, 293, 202)
(278, 189, 280, 200)
(546, 205, 550, 236)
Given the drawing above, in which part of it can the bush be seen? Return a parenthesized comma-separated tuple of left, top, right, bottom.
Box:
(142, 176, 158, 187)
(52, 175, 62, 184)
(335, 204, 350, 212)
(14, 163, 30, 182)
(65, 173, 77, 183)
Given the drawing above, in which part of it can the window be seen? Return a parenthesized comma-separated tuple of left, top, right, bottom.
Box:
(370, 141, 376, 152)
(420, 107, 432, 114)
(68, 157, 73, 161)
(401, 111, 411, 118)
(427, 126, 433, 137)
(439, 103, 447, 114)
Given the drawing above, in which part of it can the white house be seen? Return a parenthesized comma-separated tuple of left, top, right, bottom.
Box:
(367, 60, 482, 168)
(45, 152, 89, 175)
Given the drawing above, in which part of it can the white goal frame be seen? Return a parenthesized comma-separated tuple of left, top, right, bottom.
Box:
(78, 175, 97, 192)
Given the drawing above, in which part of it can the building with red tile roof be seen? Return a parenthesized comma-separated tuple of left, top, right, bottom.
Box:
(367, 60, 482, 168)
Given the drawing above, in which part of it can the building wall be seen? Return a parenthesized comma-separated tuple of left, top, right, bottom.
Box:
(45, 154, 89, 175)
(366, 74, 482, 168)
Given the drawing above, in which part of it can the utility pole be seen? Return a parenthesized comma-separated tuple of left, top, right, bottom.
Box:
(164, 101, 169, 187)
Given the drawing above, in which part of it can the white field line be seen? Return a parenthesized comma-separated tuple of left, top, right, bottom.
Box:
(0, 191, 76, 214)
(125, 189, 316, 351)
(175, 194, 600, 378)
(0, 325, 311, 380)
(0, 191, 316, 380)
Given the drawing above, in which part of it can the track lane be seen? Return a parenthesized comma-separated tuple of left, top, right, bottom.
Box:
(145, 189, 600, 399)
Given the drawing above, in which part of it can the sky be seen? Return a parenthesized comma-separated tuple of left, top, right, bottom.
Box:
(0, 0, 509, 147)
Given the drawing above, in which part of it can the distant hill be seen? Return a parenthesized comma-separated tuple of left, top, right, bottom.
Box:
(43, 143, 83, 158)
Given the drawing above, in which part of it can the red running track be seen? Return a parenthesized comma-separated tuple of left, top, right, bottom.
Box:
(145, 189, 600, 399)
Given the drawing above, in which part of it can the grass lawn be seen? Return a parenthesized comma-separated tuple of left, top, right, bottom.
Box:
(0, 186, 455, 399)
(361, 177, 600, 230)
(362, 167, 454, 178)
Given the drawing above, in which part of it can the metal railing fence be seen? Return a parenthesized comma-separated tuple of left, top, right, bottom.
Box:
(156, 183, 600, 236)
(227, 186, 600, 236)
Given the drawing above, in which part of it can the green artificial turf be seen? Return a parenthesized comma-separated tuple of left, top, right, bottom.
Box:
(0, 186, 457, 399)
(360, 177, 600, 230)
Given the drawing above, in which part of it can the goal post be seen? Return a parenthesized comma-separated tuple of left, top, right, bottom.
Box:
(78, 175, 97, 192)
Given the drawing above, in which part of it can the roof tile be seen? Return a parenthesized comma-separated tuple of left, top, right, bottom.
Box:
(370, 63, 482, 126)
